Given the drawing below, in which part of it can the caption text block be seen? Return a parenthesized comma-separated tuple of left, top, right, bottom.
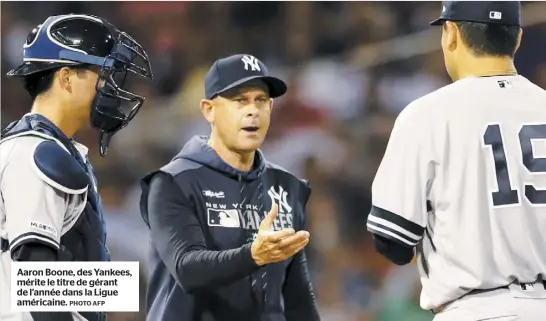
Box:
(11, 261, 139, 312)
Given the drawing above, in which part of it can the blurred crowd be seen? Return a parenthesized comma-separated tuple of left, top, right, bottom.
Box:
(2, 2, 546, 321)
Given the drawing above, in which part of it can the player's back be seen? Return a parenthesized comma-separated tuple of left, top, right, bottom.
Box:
(417, 75, 546, 309)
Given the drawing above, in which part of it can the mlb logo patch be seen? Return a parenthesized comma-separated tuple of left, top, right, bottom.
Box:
(207, 209, 240, 228)
(498, 80, 513, 89)
(489, 11, 502, 20)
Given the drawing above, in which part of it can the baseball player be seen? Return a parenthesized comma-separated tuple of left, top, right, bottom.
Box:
(367, 2, 546, 320)
(0, 14, 152, 321)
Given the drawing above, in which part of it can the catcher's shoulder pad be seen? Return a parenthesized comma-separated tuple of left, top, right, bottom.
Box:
(32, 140, 89, 194)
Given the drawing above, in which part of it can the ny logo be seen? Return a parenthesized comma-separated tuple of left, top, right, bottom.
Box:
(268, 185, 292, 213)
(241, 55, 261, 72)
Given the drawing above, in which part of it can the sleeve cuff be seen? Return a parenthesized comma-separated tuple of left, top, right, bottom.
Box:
(239, 243, 261, 270)
(9, 232, 60, 252)
(367, 206, 425, 247)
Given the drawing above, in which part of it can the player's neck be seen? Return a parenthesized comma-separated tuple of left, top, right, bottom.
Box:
(456, 57, 518, 81)
(208, 136, 255, 172)
(30, 97, 81, 138)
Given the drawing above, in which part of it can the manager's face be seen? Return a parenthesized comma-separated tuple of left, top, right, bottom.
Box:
(206, 79, 273, 153)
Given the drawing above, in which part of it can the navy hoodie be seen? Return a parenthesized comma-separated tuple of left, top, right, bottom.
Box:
(140, 136, 320, 321)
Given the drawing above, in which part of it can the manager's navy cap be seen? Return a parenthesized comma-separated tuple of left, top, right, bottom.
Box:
(430, 1, 521, 27)
(204, 54, 287, 99)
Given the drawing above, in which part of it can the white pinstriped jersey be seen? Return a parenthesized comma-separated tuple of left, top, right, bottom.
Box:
(367, 75, 546, 310)
(0, 134, 88, 321)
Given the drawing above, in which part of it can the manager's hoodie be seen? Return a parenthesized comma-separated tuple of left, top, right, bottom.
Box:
(140, 136, 320, 321)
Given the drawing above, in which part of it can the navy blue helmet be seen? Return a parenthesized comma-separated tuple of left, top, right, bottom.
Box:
(7, 14, 154, 156)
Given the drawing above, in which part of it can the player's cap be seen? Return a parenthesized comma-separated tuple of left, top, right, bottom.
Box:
(430, 1, 521, 27)
(204, 54, 287, 99)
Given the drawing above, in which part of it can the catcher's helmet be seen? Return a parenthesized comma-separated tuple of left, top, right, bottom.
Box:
(7, 14, 154, 156)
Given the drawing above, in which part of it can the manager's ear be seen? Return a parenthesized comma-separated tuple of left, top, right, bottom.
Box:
(200, 98, 215, 125)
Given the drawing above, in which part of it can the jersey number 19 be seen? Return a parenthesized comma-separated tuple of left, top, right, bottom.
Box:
(483, 124, 546, 207)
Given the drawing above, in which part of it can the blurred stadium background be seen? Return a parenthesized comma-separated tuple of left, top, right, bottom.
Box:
(2, 1, 546, 321)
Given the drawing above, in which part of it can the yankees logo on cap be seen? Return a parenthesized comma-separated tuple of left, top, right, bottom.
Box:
(241, 55, 261, 72)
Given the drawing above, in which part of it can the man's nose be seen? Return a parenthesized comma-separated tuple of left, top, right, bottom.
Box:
(244, 103, 259, 116)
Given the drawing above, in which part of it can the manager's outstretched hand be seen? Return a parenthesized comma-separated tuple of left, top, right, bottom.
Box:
(251, 203, 310, 266)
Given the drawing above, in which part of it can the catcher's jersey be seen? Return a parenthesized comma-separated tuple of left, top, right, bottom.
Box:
(367, 75, 546, 310)
(0, 135, 88, 321)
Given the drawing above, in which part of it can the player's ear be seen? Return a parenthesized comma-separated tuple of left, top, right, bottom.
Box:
(57, 67, 73, 93)
(514, 28, 523, 54)
(200, 98, 215, 125)
(444, 21, 458, 52)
